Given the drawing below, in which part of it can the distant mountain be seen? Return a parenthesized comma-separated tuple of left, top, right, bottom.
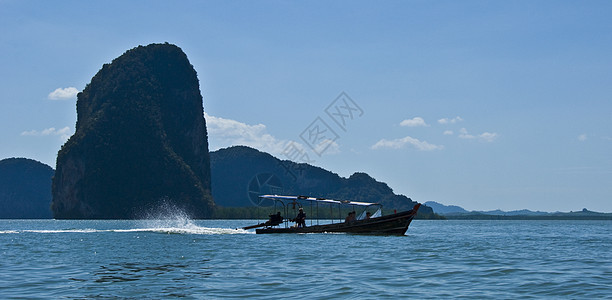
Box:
(425, 201, 555, 216)
(0, 158, 54, 218)
(428, 201, 611, 220)
(210, 146, 435, 217)
(475, 209, 550, 216)
(52, 43, 214, 219)
(424, 201, 468, 214)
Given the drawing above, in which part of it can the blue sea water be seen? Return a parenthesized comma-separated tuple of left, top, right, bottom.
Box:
(1, 218, 610, 299)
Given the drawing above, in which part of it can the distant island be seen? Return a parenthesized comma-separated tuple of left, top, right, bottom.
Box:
(425, 201, 612, 220)
(0, 158, 53, 218)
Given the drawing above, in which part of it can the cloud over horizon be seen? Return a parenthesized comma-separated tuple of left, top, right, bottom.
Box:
(48, 87, 79, 100)
(400, 117, 429, 127)
(204, 112, 340, 164)
(458, 128, 498, 142)
(438, 116, 463, 125)
(204, 112, 287, 155)
(371, 136, 444, 151)
(21, 126, 71, 141)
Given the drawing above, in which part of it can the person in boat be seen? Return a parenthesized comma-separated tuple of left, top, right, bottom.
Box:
(294, 207, 306, 227)
(345, 211, 356, 223)
(268, 212, 283, 226)
(365, 211, 372, 220)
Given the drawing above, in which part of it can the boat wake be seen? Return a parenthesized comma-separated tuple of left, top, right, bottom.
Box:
(1, 201, 254, 235)
(135, 201, 252, 234)
(2, 216, 251, 235)
(118, 226, 251, 235)
(2, 227, 252, 235)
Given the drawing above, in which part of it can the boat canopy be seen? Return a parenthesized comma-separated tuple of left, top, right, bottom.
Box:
(259, 195, 381, 207)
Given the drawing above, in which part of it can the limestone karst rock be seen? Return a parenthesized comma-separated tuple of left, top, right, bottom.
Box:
(52, 43, 214, 219)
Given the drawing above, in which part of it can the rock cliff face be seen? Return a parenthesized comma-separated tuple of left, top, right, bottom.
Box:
(0, 158, 54, 218)
(52, 43, 214, 219)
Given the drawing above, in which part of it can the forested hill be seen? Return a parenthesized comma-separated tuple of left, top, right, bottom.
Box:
(210, 146, 435, 217)
(0, 158, 53, 218)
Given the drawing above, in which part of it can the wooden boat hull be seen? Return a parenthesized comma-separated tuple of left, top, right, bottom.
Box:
(256, 204, 420, 236)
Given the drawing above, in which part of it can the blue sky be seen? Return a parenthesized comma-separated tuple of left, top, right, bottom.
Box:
(1, 1, 611, 212)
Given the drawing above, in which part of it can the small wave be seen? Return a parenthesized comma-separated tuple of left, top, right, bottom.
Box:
(22, 229, 99, 234)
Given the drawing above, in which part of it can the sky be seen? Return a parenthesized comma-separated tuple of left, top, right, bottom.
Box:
(1, 0, 611, 212)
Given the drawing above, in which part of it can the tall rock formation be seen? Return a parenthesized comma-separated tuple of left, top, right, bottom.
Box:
(0, 158, 54, 218)
(52, 43, 214, 219)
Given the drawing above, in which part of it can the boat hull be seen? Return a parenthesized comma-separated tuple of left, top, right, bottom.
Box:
(256, 204, 420, 236)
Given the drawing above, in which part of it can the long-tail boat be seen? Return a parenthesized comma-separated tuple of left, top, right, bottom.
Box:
(243, 195, 421, 235)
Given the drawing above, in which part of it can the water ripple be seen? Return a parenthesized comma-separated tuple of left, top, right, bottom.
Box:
(1, 220, 610, 298)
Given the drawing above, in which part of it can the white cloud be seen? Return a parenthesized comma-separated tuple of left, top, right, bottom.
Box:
(213, 114, 341, 161)
(48, 87, 79, 100)
(438, 116, 463, 125)
(443, 130, 454, 135)
(458, 128, 498, 142)
(371, 136, 443, 151)
(479, 132, 498, 142)
(458, 128, 475, 139)
(400, 117, 429, 127)
(21, 126, 71, 141)
(204, 112, 287, 154)
(578, 134, 587, 142)
(205, 113, 344, 162)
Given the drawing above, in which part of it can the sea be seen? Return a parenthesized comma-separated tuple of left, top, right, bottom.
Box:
(1, 217, 610, 299)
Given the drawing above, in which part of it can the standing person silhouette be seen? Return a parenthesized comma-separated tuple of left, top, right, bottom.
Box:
(294, 207, 306, 227)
